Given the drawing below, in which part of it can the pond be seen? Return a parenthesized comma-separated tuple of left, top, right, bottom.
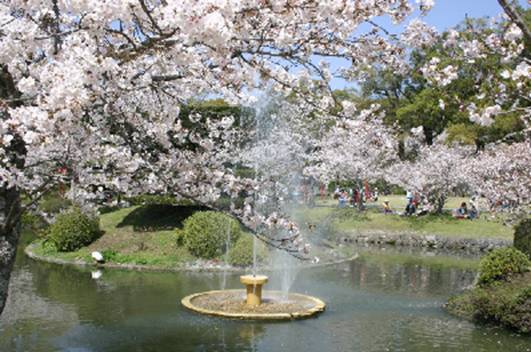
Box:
(1, 232, 529, 352)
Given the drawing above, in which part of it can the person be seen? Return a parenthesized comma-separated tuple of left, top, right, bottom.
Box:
(373, 188, 379, 202)
(406, 190, 413, 203)
(338, 190, 347, 208)
(349, 188, 355, 207)
(382, 200, 392, 214)
(333, 186, 340, 199)
(320, 183, 326, 200)
(454, 202, 468, 219)
(469, 203, 478, 219)
(405, 199, 416, 216)
(469, 196, 479, 219)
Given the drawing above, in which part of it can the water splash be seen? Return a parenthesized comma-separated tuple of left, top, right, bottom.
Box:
(220, 220, 232, 290)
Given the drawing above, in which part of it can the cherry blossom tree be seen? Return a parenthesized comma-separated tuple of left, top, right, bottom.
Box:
(0, 0, 436, 314)
(385, 142, 473, 214)
(306, 103, 398, 209)
(465, 141, 531, 216)
(0, 0, 529, 318)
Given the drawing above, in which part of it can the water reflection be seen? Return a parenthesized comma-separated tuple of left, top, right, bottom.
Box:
(348, 257, 477, 296)
(0, 237, 529, 352)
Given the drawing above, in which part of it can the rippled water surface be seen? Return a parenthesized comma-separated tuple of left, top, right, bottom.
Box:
(1, 234, 530, 352)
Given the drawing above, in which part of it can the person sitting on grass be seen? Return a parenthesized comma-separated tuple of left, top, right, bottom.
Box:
(382, 200, 393, 214)
(469, 196, 479, 220)
(453, 202, 469, 219)
(469, 203, 478, 219)
(404, 199, 416, 216)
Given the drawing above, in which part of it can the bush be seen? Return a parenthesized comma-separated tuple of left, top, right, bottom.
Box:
(39, 192, 72, 214)
(514, 219, 531, 258)
(45, 208, 102, 252)
(228, 234, 267, 267)
(502, 287, 531, 333)
(182, 211, 241, 259)
(478, 247, 530, 286)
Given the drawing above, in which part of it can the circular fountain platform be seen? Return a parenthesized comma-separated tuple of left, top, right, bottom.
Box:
(181, 289, 326, 320)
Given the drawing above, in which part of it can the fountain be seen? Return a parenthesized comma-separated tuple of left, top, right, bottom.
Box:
(181, 95, 325, 320)
(181, 273, 325, 320)
(240, 274, 268, 306)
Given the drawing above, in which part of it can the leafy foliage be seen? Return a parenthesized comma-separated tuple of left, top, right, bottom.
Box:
(514, 219, 531, 258)
(182, 211, 241, 259)
(448, 275, 531, 334)
(228, 234, 267, 267)
(44, 208, 102, 252)
(478, 247, 530, 286)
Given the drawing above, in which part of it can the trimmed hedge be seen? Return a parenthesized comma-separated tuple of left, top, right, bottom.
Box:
(182, 211, 241, 259)
(514, 219, 531, 258)
(228, 234, 267, 267)
(478, 247, 530, 286)
(45, 208, 102, 252)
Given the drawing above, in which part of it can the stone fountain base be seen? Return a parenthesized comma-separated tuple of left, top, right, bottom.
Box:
(181, 289, 325, 320)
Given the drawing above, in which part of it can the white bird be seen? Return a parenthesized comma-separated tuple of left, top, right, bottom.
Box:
(91, 270, 102, 280)
(91, 251, 104, 263)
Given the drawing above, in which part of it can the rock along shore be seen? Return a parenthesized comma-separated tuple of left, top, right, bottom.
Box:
(337, 231, 511, 254)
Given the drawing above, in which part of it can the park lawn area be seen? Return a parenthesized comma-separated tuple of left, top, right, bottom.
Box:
(292, 202, 513, 240)
(315, 195, 469, 211)
(33, 205, 198, 267)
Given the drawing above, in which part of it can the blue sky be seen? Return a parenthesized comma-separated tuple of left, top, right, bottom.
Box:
(328, 0, 529, 90)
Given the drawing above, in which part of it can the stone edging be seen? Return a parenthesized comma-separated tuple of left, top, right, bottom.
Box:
(338, 231, 512, 253)
(181, 289, 326, 320)
(24, 242, 357, 273)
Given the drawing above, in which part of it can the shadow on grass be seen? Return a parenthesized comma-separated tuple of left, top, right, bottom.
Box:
(117, 204, 208, 232)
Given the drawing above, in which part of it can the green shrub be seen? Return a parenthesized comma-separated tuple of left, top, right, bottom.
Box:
(182, 211, 241, 259)
(514, 219, 531, 258)
(45, 208, 102, 252)
(228, 234, 267, 267)
(39, 192, 71, 214)
(466, 284, 531, 334)
(502, 286, 531, 333)
(478, 248, 530, 286)
(21, 212, 47, 231)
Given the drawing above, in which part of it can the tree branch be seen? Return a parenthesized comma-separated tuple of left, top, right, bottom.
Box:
(497, 0, 531, 45)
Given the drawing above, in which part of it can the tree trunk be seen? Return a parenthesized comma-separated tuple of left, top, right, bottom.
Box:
(0, 187, 22, 316)
(0, 64, 25, 317)
(435, 196, 446, 215)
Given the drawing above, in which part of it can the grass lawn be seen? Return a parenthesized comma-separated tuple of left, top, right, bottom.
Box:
(30, 196, 513, 268)
(315, 195, 469, 211)
(292, 197, 513, 240)
(33, 205, 199, 267)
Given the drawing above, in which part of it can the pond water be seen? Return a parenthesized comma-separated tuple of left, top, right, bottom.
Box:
(1, 233, 529, 352)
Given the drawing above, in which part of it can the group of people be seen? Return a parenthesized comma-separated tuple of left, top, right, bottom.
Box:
(333, 186, 379, 208)
(333, 186, 481, 219)
(382, 191, 432, 217)
(453, 201, 479, 220)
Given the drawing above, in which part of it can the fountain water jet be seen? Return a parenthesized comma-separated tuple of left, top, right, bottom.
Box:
(181, 93, 325, 320)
